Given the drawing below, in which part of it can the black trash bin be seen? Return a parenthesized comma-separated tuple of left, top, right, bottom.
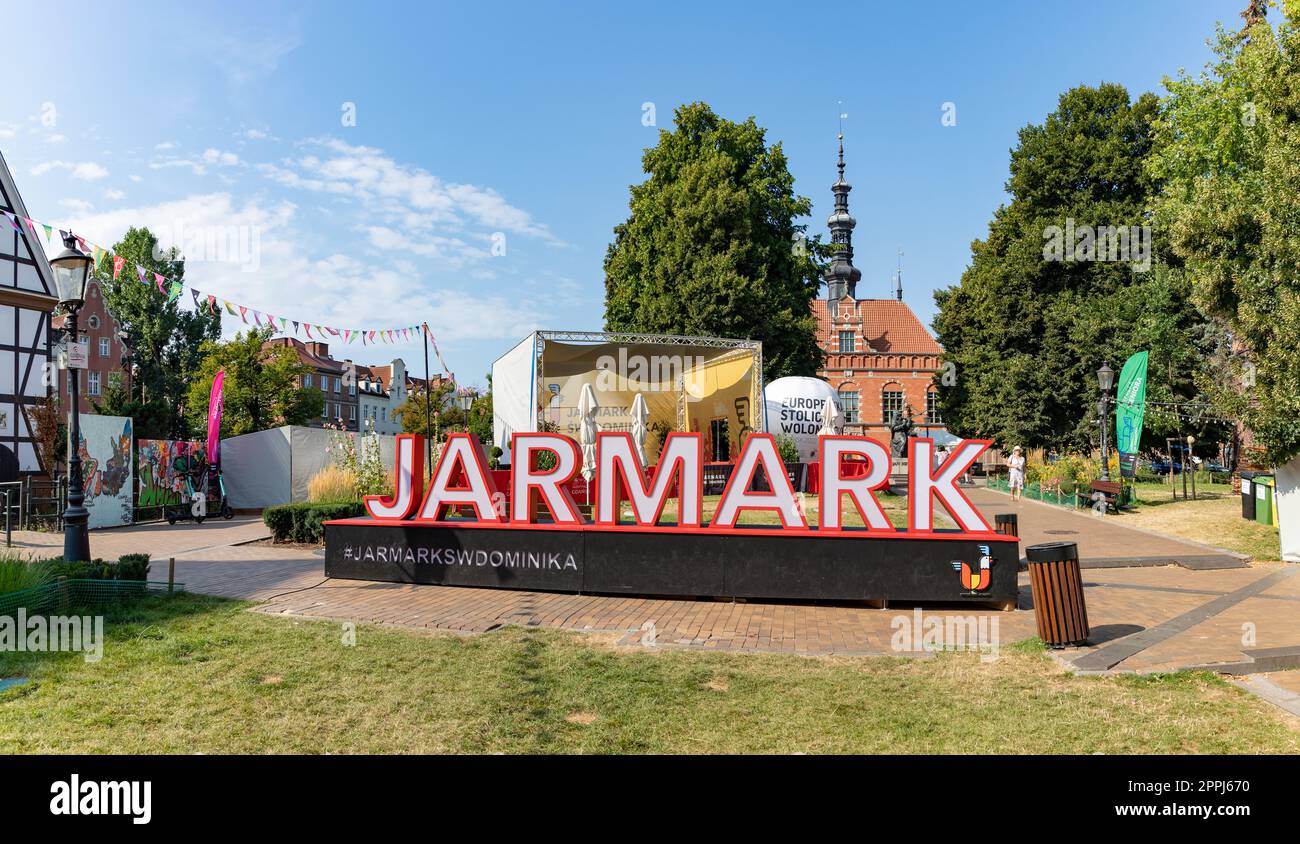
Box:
(1025, 541, 1090, 647)
(1240, 471, 1257, 521)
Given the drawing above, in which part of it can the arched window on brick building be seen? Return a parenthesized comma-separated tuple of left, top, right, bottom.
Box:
(881, 383, 904, 424)
(838, 387, 860, 423)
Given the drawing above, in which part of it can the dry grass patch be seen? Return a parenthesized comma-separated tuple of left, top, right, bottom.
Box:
(1123, 495, 1281, 561)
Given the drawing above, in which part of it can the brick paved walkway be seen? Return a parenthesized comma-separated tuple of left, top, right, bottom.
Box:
(10, 503, 1297, 674)
(964, 486, 1246, 568)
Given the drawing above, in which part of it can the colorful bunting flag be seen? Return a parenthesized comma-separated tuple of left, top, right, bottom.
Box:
(10, 209, 456, 380)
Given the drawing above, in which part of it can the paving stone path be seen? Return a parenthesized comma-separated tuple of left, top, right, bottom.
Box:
(8, 497, 1297, 676)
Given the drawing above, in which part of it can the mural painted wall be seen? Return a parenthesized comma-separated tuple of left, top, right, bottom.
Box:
(137, 439, 206, 508)
(78, 414, 133, 529)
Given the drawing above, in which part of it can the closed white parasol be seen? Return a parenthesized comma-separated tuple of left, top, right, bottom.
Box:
(578, 382, 600, 482)
(630, 393, 649, 465)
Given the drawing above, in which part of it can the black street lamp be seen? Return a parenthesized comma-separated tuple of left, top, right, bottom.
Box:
(1097, 361, 1115, 483)
(50, 232, 93, 563)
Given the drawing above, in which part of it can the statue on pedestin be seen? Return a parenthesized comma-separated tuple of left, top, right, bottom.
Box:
(889, 403, 915, 459)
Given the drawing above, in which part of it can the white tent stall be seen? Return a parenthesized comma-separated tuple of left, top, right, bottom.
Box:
(492, 331, 765, 466)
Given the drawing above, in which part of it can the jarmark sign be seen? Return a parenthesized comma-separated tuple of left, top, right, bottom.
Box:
(324, 432, 1019, 604)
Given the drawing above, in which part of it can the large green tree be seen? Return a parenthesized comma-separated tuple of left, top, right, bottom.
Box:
(183, 327, 323, 437)
(1149, 4, 1300, 465)
(93, 226, 221, 438)
(933, 84, 1220, 450)
(603, 102, 825, 379)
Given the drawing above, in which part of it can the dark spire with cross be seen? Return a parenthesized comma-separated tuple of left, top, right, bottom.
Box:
(824, 133, 862, 301)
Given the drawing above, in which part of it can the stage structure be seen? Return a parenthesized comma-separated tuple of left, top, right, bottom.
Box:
(493, 331, 764, 465)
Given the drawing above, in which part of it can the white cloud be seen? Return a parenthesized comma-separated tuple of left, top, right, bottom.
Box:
(150, 159, 206, 175)
(59, 198, 95, 215)
(57, 192, 554, 348)
(260, 138, 560, 246)
(30, 160, 109, 181)
(208, 29, 301, 84)
(148, 148, 240, 176)
(243, 129, 267, 140)
(202, 148, 241, 167)
(103, 189, 125, 201)
(155, 142, 176, 151)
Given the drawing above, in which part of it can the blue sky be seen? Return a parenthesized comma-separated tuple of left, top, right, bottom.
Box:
(0, 0, 1240, 387)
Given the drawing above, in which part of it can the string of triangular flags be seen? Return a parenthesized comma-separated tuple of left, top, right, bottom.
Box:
(3, 209, 454, 371)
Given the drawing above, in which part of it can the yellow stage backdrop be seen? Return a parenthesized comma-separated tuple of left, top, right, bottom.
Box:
(493, 333, 763, 465)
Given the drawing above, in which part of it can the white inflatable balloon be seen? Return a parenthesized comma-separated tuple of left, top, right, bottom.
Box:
(763, 376, 841, 461)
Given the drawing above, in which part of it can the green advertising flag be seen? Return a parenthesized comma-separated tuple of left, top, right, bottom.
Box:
(1115, 351, 1148, 478)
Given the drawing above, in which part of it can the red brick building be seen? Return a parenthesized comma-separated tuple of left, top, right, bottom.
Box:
(813, 137, 946, 447)
(52, 278, 126, 415)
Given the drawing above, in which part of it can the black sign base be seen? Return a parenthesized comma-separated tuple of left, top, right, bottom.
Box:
(325, 519, 1020, 605)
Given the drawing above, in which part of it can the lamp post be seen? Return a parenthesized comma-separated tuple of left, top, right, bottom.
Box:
(1097, 361, 1115, 483)
(457, 391, 473, 433)
(51, 233, 93, 563)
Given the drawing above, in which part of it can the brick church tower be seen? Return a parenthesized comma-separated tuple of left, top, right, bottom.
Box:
(811, 135, 947, 447)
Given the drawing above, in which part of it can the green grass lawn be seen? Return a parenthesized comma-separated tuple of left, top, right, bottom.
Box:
(2, 594, 1295, 754)
(1122, 485, 1281, 561)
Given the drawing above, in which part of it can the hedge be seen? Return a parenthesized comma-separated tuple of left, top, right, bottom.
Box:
(263, 501, 365, 544)
(40, 553, 152, 581)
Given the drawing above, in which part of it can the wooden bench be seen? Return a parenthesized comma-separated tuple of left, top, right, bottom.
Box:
(1077, 480, 1123, 514)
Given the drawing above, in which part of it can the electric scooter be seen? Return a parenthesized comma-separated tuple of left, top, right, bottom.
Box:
(164, 460, 234, 524)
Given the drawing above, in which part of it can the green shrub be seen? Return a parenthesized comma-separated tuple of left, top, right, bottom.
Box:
(40, 554, 152, 581)
(263, 501, 365, 543)
(774, 434, 800, 464)
(116, 553, 152, 581)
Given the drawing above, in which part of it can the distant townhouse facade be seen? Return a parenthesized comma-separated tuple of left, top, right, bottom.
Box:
(262, 338, 359, 431)
(355, 358, 407, 435)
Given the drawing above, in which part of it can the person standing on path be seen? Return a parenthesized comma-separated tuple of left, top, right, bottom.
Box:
(1007, 445, 1026, 502)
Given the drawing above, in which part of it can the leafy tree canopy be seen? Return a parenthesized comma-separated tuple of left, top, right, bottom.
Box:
(92, 226, 220, 439)
(183, 327, 323, 438)
(934, 84, 1223, 451)
(395, 380, 460, 439)
(1149, 5, 1300, 464)
(603, 102, 825, 379)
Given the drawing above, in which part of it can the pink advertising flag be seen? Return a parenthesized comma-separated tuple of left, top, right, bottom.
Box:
(207, 369, 225, 468)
